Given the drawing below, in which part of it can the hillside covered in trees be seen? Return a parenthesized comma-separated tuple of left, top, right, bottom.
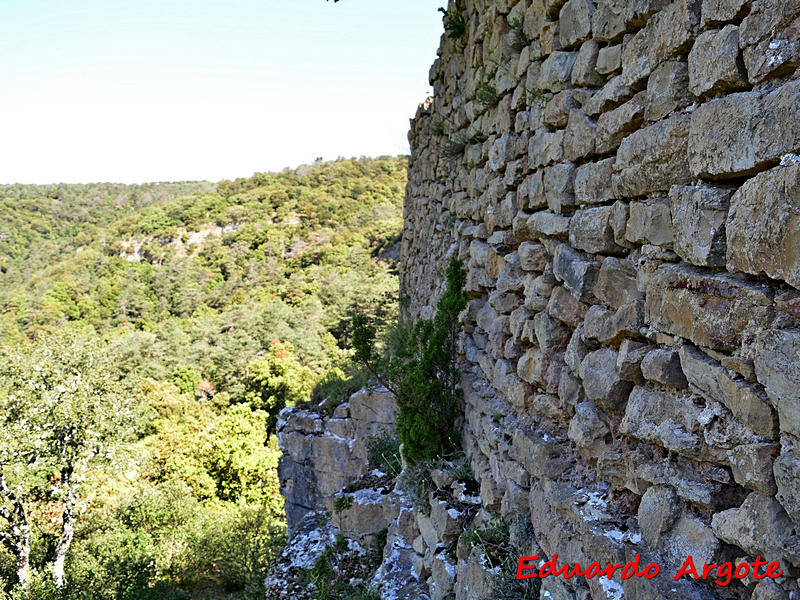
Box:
(0, 156, 406, 599)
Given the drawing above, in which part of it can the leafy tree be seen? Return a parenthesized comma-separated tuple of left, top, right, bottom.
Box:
(0, 336, 135, 589)
(243, 340, 313, 433)
(353, 255, 466, 465)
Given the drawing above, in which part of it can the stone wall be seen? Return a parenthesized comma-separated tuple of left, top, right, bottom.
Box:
(402, 0, 800, 598)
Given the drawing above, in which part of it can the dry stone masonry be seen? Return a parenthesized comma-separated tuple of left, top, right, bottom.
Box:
(400, 0, 800, 598)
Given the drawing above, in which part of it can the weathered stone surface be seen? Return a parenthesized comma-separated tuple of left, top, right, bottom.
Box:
(669, 184, 732, 267)
(645, 60, 692, 121)
(563, 109, 596, 161)
(572, 39, 601, 86)
(620, 386, 705, 456)
(680, 345, 777, 438)
(595, 91, 646, 154)
(712, 492, 798, 566)
(518, 241, 548, 271)
(688, 80, 800, 178)
(537, 51, 579, 92)
(594, 257, 639, 309)
(569, 206, 622, 253)
(726, 163, 800, 289)
(728, 443, 779, 494)
(580, 347, 633, 410)
(688, 25, 748, 98)
(559, 0, 596, 48)
(645, 263, 774, 351)
(625, 198, 674, 246)
(545, 90, 577, 128)
(616, 339, 651, 382)
(754, 329, 800, 438)
(613, 114, 691, 197)
(534, 311, 572, 350)
(527, 210, 571, 238)
(638, 485, 681, 547)
(740, 1, 800, 83)
(574, 157, 615, 204)
(568, 400, 610, 447)
(592, 0, 625, 41)
(585, 74, 634, 117)
(701, 0, 750, 27)
(621, 0, 702, 87)
(641, 348, 688, 388)
(548, 285, 589, 327)
(529, 130, 566, 168)
(751, 580, 791, 600)
(774, 447, 800, 526)
(543, 163, 576, 213)
(553, 243, 599, 300)
(596, 43, 621, 74)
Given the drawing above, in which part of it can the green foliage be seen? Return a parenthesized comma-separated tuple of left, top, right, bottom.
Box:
(365, 432, 402, 478)
(473, 80, 499, 106)
(332, 495, 353, 514)
(0, 157, 405, 598)
(353, 255, 466, 465)
(508, 15, 530, 50)
(243, 340, 314, 433)
(171, 365, 201, 395)
(461, 514, 540, 600)
(398, 453, 475, 513)
(304, 534, 379, 600)
(438, 7, 467, 39)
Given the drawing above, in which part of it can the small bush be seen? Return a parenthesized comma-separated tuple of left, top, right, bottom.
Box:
(438, 8, 467, 39)
(473, 80, 499, 106)
(333, 495, 353, 514)
(352, 256, 466, 466)
(365, 432, 402, 478)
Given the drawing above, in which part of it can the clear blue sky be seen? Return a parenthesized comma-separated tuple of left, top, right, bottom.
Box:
(0, 0, 443, 183)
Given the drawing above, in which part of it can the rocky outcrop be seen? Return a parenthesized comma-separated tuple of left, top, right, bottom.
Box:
(400, 0, 800, 598)
(277, 386, 396, 533)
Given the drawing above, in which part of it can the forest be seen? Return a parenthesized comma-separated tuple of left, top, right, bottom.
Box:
(0, 156, 407, 599)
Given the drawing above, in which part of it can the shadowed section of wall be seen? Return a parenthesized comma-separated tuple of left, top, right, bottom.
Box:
(401, 0, 800, 598)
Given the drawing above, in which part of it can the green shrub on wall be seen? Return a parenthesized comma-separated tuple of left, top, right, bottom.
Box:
(353, 255, 466, 465)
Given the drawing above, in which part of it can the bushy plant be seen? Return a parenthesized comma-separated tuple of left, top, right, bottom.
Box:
(352, 255, 466, 466)
(365, 432, 402, 478)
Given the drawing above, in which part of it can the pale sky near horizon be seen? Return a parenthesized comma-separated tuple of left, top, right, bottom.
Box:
(0, 0, 443, 184)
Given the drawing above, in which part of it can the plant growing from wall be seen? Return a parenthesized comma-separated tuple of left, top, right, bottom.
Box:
(473, 79, 500, 106)
(438, 7, 467, 39)
(508, 16, 530, 51)
(352, 255, 466, 466)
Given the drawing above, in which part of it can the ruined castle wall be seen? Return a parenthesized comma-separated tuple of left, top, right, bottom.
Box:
(402, 0, 800, 598)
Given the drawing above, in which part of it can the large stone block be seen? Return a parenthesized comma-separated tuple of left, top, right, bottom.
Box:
(594, 256, 640, 309)
(774, 447, 800, 527)
(595, 91, 646, 155)
(537, 51, 579, 92)
(574, 157, 615, 204)
(572, 39, 601, 86)
(527, 210, 571, 238)
(543, 163, 577, 213)
(553, 243, 599, 301)
(563, 109, 597, 161)
(569, 206, 622, 253)
(679, 344, 776, 437)
(701, 0, 750, 26)
(625, 197, 674, 246)
(621, 0, 702, 87)
(688, 25, 748, 98)
(645, 60, 692, 121)
(645, 263, 774, 351)
(688, 80, 800, 178)
(669, 184, 732, 267)
(585, 74, 634, 116)
(755, 329, 800, 438)
(580, 347, 633, 410)
(529, 130, 566, 167)
(726, 163, 800, 289)
(739, 0, 800, 83)
(613, 114, 692, 197)
(712, 492, 799, 567)
(559, 0, 596, 48)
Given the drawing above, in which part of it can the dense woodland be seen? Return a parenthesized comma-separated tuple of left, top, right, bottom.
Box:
(0, 156, 406, 599)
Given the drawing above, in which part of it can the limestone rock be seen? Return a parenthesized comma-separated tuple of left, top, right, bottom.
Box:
(559, 0, 596, 48)
(774, 447, 800, 527)
(613, 114, 692, 197)
(574, 157, 615, 204)
(625, 197, 674, 246)
(688, 80, 800, 178)
(572, 39, 601, 86)
(754, 329, 800, 438)
(701, 0, 750, 27)
(595, 91, 646, 154)
(580, 347, 633, 410)
(645, 60, 692, 121)
(544, 162, 577, 213)
(595, 256, 640, 309)
(596, 43, 622, 74)
(688, 25, 748, 98)
(568, 400, 610, 447)
(553, 243, 599, 301)
(726, 163, 800, 289)
(585, 74, 634, 116)
(569, 206, 622, 254)
(537, 51, 579, 92)
(641, 348, 688, 389)
(645, 263, 774, 351)
(563, 109, 597, 161)
(669, 184, 732, 267)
